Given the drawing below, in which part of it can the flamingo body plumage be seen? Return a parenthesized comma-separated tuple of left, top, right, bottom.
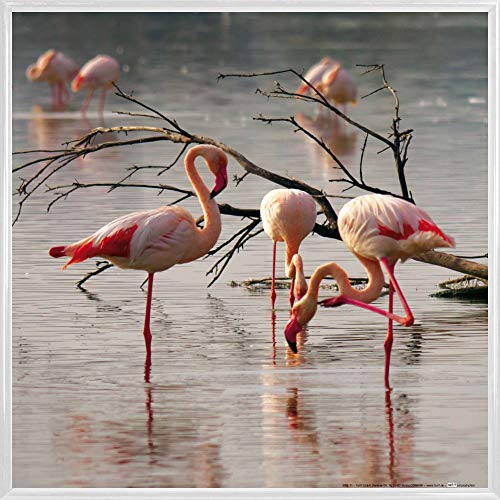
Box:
(297, 57, 337, 94)
(260, 188, 316, 307)
(284, 194, 454, 387)
(49, 145, 229, 359)
(71, 55, 120, 115)
(26, 50, 79, 110)
(319, 65, 357, 106)
(297, 57, 358, 112)
(338, 194, 454, 263)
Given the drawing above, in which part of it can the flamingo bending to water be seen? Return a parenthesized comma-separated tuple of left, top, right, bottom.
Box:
(26, 50, 79, 111)
(297, 57, 338, 94)
(260, 189, 317, 308)
(284, 194, 454, 387)
(297, 57, 357, 113)
(71, 55, 120, 115)
(49, 145, 229, 360)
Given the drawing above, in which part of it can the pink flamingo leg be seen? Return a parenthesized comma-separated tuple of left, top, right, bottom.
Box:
(81, 88, 94, 116)
(98, 87, 107, 116)
(384, 282, 394, 389)
(57, 81, 64, 110)
(327, 295, 406, 323)
(270, 241, 277, 308)
(61, 83, 70, 107)
(380, 257, 414, 327)
(50, 83, 57, 110)
(143, 273, 154, 361)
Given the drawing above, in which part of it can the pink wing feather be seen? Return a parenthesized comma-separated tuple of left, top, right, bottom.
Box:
(338, 194, 454, 262)
(50, 206, 197, 272)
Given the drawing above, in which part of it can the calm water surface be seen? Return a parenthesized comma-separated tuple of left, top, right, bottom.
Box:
(12, 13, 488, 488)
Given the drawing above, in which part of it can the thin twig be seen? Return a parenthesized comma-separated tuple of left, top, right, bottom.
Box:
(76, 262, 114, 289)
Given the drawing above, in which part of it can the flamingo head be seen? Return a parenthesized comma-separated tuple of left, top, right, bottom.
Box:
(26, 50, 57, 82)
(208, 148, 229, 198)
(284, 295, 317, 353)
(71, 74, 85, 92)
(26, 64, 42, 81)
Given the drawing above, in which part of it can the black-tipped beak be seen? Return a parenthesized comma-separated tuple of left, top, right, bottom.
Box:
(210, 167, 228, 198)
(284, 314, 301, 354)
(287, 340, 298, 354)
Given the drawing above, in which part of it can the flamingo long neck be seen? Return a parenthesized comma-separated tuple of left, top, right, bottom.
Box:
(184, 147, 222, 256)
(285, 243, 300, 272)
(288, 254, 307, 297)
(306, 256, 384, 304)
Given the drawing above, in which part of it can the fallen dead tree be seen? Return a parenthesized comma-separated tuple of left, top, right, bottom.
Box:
(13, 64, 488, 289)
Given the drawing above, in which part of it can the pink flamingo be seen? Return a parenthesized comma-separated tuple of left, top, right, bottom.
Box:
(49, 145, 229, 361)
(297, 57, 338, 95)
(297, 57, 357, 114)
(260, 189, 317, 308)
(71, 55, 120, 116)
(284, 194, 455, 387)
(26, 50, 79, 111)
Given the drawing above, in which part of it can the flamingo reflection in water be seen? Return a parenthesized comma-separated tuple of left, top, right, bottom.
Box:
(295, 112, 358, 171)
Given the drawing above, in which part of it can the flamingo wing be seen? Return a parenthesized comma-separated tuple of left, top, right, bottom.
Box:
(297, 58, 337, 94)
(338, 194, 455, 262)
(58, 206, 197, 272)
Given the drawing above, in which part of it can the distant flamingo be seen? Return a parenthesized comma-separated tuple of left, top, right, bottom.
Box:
(26, 50, 79, 111)
(49, 145, 229, 360)
(284, 194, 454, 387)
(71, 55, 120, 115)
(260, 189, 316, 308)
(297, 57, 337, 94)
(297, 57, 357, 114)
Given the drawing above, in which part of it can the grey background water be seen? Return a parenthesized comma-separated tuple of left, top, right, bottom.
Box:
(12, 12, 488, 488)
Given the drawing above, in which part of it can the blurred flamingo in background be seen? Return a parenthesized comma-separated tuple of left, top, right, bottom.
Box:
(260, 189, 317, 309)
(297, 57, 337, 94)
(49, 145, 229, 361)
(72, 55, 120, 115)
(297, 57, 358, 114)
(284, 193, 454, 387)
(26, 50, 79, 111)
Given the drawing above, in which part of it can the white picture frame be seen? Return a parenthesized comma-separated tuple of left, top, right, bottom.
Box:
(1, 1, 498, 499)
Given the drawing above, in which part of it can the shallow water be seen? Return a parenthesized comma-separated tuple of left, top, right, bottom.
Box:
(12, 12, 488, 488)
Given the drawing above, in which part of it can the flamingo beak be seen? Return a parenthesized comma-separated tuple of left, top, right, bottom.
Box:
(210, 165, 228, 198)
(284, 314, 302, 354)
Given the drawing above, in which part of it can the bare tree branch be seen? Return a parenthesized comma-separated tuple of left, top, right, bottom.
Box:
(13, 78, 488, 287)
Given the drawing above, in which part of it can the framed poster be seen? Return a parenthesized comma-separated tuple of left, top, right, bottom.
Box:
(1, 1, 498, 499)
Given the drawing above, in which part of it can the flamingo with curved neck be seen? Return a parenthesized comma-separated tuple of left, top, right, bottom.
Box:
(48, 144, 229, 362)
(284, 193, 454, 388)
(260, 188, 317, 308)
(287, 254, 308, 303)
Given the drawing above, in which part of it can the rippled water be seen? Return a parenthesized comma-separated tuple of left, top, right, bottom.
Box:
(12, 12, 488, 488)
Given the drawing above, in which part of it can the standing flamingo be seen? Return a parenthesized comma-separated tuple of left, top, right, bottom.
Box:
(260, 189, 317, 308)
(26, 50, 79, 111)
(297, 58, 357, 114)
(71, 55, 120, 116)
(297, 57, 337, 95)
(49, 145, 229, 361)
(284, 194, 455, 387)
